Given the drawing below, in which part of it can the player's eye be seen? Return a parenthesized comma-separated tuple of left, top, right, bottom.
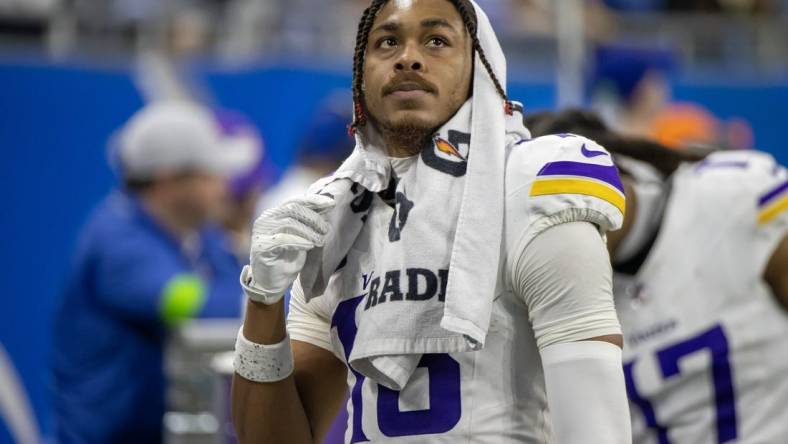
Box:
(378, 37, 397, 49)
(426, 37, 449, 48)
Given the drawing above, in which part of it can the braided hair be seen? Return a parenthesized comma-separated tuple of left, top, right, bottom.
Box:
(349, 0, 512, 134)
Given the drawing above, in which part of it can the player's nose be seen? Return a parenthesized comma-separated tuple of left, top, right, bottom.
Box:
(394, 42, 424, 72)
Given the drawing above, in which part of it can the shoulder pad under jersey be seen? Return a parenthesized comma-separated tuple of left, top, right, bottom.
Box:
(683, 150, 787, 228)
(505, 134, 626, 248)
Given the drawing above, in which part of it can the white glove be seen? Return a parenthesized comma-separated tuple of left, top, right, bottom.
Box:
(241, 194, 335, 304)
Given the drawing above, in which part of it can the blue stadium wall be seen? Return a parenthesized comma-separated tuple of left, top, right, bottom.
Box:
(0, 58, 786, 442)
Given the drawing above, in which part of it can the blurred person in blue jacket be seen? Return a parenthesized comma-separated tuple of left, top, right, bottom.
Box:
(51, 101, 245, 444)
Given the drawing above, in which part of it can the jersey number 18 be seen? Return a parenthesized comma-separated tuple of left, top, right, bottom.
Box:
(332, 296, 462, 442)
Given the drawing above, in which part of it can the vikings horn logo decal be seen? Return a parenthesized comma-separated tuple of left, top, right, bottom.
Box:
(436, 138, 466, 160)
(422, 130, 471, 177)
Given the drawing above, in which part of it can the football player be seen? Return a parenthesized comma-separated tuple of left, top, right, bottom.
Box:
(527, 109, 788, 444)
(232, 2, 633, 443)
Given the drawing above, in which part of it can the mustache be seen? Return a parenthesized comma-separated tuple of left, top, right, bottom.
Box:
(382, 74, 438, 96)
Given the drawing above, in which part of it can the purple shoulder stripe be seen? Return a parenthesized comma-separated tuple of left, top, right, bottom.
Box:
(537, 161, 625, 194)
(759, 179, 788, 207)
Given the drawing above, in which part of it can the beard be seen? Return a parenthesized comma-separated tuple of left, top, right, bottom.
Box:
(368, 111, 437, 157)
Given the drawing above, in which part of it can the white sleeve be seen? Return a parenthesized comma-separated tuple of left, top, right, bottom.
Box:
(541, 341, 632, 444)
(286, 280, 334, 353)
(510, 221, 622, 349)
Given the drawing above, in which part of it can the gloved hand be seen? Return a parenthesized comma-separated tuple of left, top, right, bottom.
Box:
(240, 194, 335, 304)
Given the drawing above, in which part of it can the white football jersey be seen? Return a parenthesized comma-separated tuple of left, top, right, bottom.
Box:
(288, 134, 626, 443)
(615, 151, 788, 444)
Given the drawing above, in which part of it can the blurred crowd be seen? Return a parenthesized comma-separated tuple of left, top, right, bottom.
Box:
(1, 0, 787, 75)
(600, 0, 786, 13)
(3, 0, 786, 21)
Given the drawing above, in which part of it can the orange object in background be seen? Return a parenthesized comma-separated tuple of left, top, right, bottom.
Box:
(650, 102, 755, 150)
(650, 102, 720, 149)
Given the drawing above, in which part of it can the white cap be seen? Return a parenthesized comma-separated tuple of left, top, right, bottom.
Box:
(117, 101, 245, 180)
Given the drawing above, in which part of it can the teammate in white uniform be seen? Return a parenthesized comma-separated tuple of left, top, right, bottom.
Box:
(231, 2, 633, 443)
(527, 110, 788, 444)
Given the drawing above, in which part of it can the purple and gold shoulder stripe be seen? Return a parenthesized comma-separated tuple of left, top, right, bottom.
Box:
(530, 159, 626, 215)
(758, 179, 788, 225)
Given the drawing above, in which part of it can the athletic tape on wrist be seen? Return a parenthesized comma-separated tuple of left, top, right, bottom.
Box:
(233, 327, 294, 383)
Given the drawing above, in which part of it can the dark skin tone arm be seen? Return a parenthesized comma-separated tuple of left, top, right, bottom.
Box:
(231, 299, 347, 444)
(587, 334, 624, 348)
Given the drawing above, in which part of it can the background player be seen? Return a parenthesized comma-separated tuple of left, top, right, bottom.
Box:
(231, 1, 632, 443)
(527, 109, 788, 443)
(51, 101, 247, 444)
